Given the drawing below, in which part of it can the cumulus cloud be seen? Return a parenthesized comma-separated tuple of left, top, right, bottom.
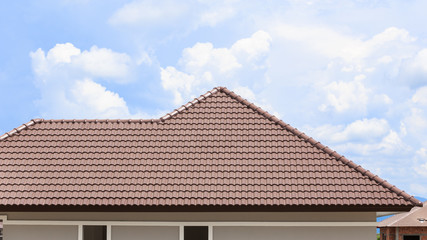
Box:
(309, 118, 406, 156)
(180, 42, 241, 74)
(312, 118, 390, 143)
(320, 78, 371, 113)
(31, 43, 132, 83)
(30, 43, 140, 119)
(231, 30, 272, 63)
(334, 130, 406, 156)
(319, 75, 392, 114)
(160, 30, 272, 105)
(261, 24, 420, 129)
(160, 66, 197, 105)
(73, 46, 132, 79)
(70, 79, 130, 118)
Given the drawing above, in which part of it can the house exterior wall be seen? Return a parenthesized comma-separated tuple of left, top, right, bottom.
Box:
(398, 227, 427, 240)
(3, 225, 77, 240)
(213, 226, 375, 240)
(111, 226, 179, 240)
(380, 227, 427, 240)
(380, 227, 397, 240)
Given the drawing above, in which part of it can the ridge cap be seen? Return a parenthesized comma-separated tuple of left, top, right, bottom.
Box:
(41, 119, 161, 123)
(220, 87, 422, 208)
(0, 118, 44, 141)
(159, 87, 222, 121)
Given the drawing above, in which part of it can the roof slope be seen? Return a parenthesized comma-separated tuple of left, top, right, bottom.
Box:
(0, 87, 422, 211)
(378, 201, 427, 227)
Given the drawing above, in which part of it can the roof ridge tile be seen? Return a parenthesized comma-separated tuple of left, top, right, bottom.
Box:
(0, 118, 44, 141)
(160, 87, 221, 121)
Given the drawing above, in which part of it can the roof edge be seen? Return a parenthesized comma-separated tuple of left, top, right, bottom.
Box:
(0, 118, 44, 141)
(0, 204, 416, 212)
(218, 87, 422, 208)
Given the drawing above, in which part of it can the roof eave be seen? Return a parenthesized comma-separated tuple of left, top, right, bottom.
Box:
(0, 204, 415, 212)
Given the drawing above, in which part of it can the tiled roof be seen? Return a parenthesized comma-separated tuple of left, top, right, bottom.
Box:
(0, 87, 422, 211)
(378, 201, 427, 227)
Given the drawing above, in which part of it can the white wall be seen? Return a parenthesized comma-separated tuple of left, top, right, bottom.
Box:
(112, 226, 179, 240)
(213, 226, 376, 240)
(3, 225, 78, 240)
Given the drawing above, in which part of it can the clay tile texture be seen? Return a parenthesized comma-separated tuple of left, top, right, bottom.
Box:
(0, 86, 422, 212)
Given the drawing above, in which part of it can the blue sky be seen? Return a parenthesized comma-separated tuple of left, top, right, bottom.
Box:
(1, 0, 427, 197)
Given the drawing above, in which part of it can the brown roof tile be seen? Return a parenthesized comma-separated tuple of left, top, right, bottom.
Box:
(0, 87, 422, 211)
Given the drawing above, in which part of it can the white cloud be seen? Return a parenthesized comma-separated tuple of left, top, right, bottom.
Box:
(46, 42, 81, 64)
(74, 46, 132, 79)
(231, 30, 272, 63)
(274, 24, 363, 62)
(180, 42, 241, 74)
(160, 66, 197, 105)
(412, 147, 427, 190)
(109, 0, 236, 30)
(402, 107, 427, 145)
(273, 25, 415, 64)
(402, 87, 427, 143)
(109, 0, 187, 26)
(417, 147, 427, 158)
(161, 31, 272, 105)
(404, 49, 427, 78)
(198, 0, 236, 27)
(311, 118, 390, 143)
(321, 78, 371, 113)
(308, 118, 407, 157)
(368, 27, 416, 47)
(233, 86, 256, 101)
(70, 79, 130, 118)
(378, 55, 393, 64)
(31, 43, 132, 83)
(412, 86, 427, 105)
(30, 43, 139, 119)
(354, 74, 366, 81)
(319, 72, 394, 113)
(136, 51, 153, 66)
